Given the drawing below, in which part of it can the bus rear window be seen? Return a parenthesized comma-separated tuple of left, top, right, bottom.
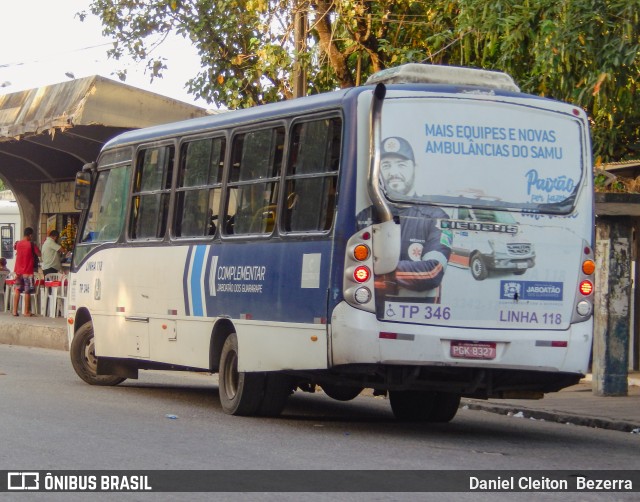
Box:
(378, 98, 584, 213)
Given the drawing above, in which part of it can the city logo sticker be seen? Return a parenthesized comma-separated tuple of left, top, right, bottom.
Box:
(500, 281, 563, 301)
(501, 281, 522, 300)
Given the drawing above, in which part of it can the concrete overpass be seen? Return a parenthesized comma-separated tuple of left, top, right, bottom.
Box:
(0, 76, 207, 231)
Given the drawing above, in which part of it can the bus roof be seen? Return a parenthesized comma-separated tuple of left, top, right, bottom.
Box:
(103, 88, 356, 150)
(365, 63, 520, 92)
(102, 79, 540, 151)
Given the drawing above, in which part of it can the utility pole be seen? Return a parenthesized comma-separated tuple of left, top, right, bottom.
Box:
(293, 0, 307, 98)
(593, 215, 632, 396)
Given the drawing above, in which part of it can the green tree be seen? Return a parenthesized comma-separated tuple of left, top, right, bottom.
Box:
(83, 0, 640, 162)
(81, 0, 455, 107)
(451, 0, 640, 163)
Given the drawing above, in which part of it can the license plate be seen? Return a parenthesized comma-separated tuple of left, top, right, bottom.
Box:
(450, 341, 497, 360)
(516, 262, 528, 269)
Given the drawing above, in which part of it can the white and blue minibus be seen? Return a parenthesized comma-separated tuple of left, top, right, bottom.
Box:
(68, 64, 595, 421)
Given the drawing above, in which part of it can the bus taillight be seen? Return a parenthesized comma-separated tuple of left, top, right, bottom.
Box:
(579, 280, 593, 296)
(354, 266, 371, 283)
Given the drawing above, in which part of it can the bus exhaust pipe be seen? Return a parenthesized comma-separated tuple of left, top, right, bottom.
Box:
(368, 83, 400, 275)
(368, 83, 392, 223)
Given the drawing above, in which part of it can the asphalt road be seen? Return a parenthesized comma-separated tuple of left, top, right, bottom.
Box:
(0, 344, 638, 501)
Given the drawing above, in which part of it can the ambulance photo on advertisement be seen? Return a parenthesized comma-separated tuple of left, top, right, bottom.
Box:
(441, 203, 536, 281)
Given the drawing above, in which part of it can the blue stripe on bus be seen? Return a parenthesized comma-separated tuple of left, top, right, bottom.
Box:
(191, 245, 207, 316)
(183, 246, 194, 316)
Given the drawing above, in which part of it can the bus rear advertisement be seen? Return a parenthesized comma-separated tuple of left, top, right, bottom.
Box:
(68, 64, 594, 422)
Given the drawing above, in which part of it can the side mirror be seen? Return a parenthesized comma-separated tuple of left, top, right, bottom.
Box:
(74, 171, 92, 210)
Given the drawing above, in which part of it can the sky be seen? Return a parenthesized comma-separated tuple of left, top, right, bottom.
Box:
(0, 0, 210, 109)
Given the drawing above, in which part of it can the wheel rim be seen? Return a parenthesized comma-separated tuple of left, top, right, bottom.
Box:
(471, 258, 483, 277)
(223, 350, 239, 400)
(83, 336, 98, 373)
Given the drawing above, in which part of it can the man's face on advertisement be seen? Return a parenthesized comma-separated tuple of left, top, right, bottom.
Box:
(381, 155, 415, 195)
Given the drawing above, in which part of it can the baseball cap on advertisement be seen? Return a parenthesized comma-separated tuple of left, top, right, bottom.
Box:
(381, 137, 415, 162)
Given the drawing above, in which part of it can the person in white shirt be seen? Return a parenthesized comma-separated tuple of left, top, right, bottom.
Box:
(41, 230, 64, 276)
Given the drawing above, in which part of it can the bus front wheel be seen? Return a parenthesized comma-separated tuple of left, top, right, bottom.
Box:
(70, 322, 126, 386)
(218, 333, 264, 416)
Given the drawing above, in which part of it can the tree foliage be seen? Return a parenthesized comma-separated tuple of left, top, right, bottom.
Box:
(454, 0, 640, 163)
(82, 0, 640, 162)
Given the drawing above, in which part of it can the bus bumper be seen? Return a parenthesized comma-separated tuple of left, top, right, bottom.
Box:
(329, 301, 592, 375)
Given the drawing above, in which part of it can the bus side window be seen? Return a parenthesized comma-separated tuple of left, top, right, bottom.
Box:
(174, 137, 225, 238)
(225, 127, 284, 235)
(130, 145, 174, 240)
(283, 117, 341, 233)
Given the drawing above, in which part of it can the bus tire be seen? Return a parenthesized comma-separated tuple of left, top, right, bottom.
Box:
(218, 333, 264, 416)
(321, 383, 363, 401)
(470, 254, 488, 281)
(257, 373, 294, 417)
(427, 392, 461, 423)
(70, 322, 126, 386)
(389, 390, 436, 421)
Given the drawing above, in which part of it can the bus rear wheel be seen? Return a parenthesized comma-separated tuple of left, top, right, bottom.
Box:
(70, 322, 126, 386)
(428, 393, 461, 423)
(218, 333, 264, 416)
(257, 373, 294, 417)
(389, 390, 436, 421)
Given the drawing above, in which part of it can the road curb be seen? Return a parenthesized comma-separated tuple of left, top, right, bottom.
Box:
(0, 321, 68, 351)
(462, 399, 640, 433)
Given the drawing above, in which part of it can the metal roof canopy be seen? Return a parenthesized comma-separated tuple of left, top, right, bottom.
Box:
(0, 76, 207, 230)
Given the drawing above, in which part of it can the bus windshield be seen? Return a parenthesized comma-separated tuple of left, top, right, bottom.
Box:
(80, 167, 130, 244)
(378, 97, 584, 213)
(74, 154, 131, 265)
